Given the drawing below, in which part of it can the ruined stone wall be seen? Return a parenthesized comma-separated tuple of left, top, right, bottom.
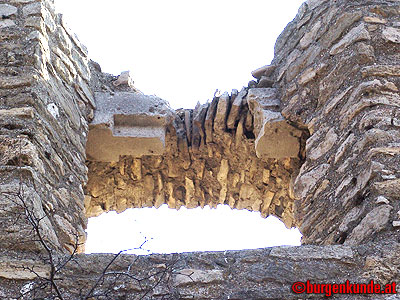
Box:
(0, 0, 93, 253)
(270, 0, 400, 245)
(1, 242, 399, 299)
(84, 84, 307, 228)
(1, 0, 400, 299)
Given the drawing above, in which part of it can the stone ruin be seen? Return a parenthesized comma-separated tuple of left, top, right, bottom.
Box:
(0, 0, 400, 298)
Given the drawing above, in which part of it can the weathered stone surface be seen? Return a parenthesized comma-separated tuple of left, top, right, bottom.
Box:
(2, 0, 400, 298)
(270, 245, 353, 260)
(298, 67, 316, 85)
(321, 11, 362, 48)
(226, 87, 247, 129)
(330, 23, 371, 55)
(308, 127, 337, 160)
(0, 107, 34, 119)
(1, 244, 398, 299)
(86, 92, 172, 161)
(23, 2, 42, 16)
(204, 96, 218, 143)
(0, 76, 32, 89)
(364, 16, 387, 24)
(0, 260, 50, 280)
(174, 269, 224, 287)
(213, 91, 229, 133)
(299, 20, 321, 49)
(247, 88, 302, 159)
(251, 65, 276, 79)
(345, 205, 393, 245)
(0, 20, 16, 28)
(382, 26, 400, 43)
(361, 65, 400, 77)
(0, 4, 18, 17)
(306, 0, 328, 10)
(294, 164, 329, 199)
(112, 70, 135, 88)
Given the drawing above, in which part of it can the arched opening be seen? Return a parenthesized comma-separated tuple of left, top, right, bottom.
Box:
(82, 71, 309, 254)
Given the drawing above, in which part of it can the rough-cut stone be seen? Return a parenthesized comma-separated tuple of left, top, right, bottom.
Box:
(251, 65, 276, 79)
(247, 88, 302, 159)
(0, 20, 16, 28)
(393, 221, 400, 228)
(0, 76, 32, 89)
(270, 245, 353, 260)
(382, 27, 400, 43)
(308, 127, 337, 160)
(23, 2, 42, 16)
(307, 0, 328, 10)
(364, 16, 387, 24)
(321, 11, 362, 48)
(299, 20, 321, 49)
(361, 65, 400, 77)
(345, 205, 392, 245)
(2, 0, 400, 298)
(0, 260, 50, 280)
(298, 67, 316, 85)
(226, 87, 246, 129)
(339, 206, 363, 233)
(113, 70, 134, 87)
(294, 164, 329, 199)
(0, 4, 18, 17)
(86, 92, 172, 161)
(174, 269, 224, 287)
(0, 107, 34, 119)
(213, 91, 229, 133)
(376, 196, 390, 205)
(330, 23, 371, 55)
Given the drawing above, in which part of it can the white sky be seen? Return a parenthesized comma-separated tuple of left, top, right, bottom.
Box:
(54, 0, 305, 254)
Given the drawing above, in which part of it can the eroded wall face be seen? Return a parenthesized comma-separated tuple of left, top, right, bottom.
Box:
(0, 0, 93, 253)
(84, 85, 306, 229)
(1, 0, 400, 299)
(2, 243, 399, 299)
(272, 0, 400, 245)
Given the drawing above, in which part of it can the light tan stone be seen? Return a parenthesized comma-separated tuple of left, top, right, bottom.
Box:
(382, 27, 400, 43)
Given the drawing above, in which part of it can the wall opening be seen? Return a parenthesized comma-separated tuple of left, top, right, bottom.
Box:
(85, 204, 302, 254)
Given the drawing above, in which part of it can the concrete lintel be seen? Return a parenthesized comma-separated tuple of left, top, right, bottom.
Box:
(86, 92, 173, 162)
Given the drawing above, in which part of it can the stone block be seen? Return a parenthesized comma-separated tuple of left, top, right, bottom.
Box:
(345, 205, 392, 245)
(0, 76, 32, 89)
(270, 245, 354, 260)
(0, 4, 17, 17)
(174, 269, 224, 287)
(247, 88, 302, 159)
(382, 26, 400, 43)
(330, 23, 370, 55)
(0, 20, 16, 29)
(251, 65, 276, 79)
(86, 92, 173, 162)
(0, 259, 50, 280)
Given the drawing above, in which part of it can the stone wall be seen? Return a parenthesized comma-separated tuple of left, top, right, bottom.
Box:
(1, 0, 400, 298)
(1, 242, 399, 299)
(270, 0, 400, 245)
(84, 82, 307, 228)
(0, 0, 93, 253)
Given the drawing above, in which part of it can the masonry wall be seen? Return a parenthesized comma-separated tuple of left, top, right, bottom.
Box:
(1, 0, 400, 299)
(0, 0, 93, 253)
(271, 0, 400, 245)
(84, 84, 307, 228)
